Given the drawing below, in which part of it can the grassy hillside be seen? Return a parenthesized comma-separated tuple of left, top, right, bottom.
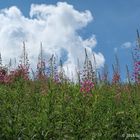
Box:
(0, 40, 139, 139)
(0, 79, 140, 139)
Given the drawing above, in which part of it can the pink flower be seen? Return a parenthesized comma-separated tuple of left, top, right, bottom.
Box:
(80, 80, 94, 94)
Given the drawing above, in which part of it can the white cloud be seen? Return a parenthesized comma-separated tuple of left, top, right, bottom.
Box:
(0, 2, 105, 79)
(121, 42, 132, 49)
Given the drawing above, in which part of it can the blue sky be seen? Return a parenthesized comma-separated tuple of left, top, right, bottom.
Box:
(0, 0, 140, 81)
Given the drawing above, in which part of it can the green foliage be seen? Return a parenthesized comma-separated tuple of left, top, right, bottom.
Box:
(0, 80, 140, 139)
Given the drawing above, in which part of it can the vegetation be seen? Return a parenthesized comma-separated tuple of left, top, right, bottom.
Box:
(0, 31, 140, 139)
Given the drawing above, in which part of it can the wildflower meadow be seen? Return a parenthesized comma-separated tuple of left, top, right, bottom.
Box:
(0, 30, 140, 140)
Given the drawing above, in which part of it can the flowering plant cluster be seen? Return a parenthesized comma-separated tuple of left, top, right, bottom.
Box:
(0, 64, 29, 84)
(112, 72, 120, 84)
(132, 46, 140, 84)
(11, 64, 29, 81)
(36, 60, 46, 80)
(80, 80, 94, 95)
(47, 59, 60, 83)
(133, 62, 140, 84)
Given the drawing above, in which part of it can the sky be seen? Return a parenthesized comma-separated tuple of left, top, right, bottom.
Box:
(0, 0, 140, 81)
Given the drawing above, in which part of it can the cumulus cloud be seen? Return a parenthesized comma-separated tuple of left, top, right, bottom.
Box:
(0, 2, 105, 79)
(121, 42, 132, 49)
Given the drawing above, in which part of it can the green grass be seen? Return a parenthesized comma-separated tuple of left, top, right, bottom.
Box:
(0, 80, 140, 140)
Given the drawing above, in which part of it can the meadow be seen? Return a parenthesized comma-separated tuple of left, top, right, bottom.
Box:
(0, 35, 140, 140)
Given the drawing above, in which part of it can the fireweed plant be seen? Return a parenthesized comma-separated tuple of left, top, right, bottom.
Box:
(112, 54, 121, 84)
(132, 35, 140, 84)
(0, 33, 140, 139)
(0, 43, 30, 84)
(80, 80, 94, 96)
(80, 49, 95, 95)
(112, 71, 120, 84)
(46, 55, 60, 83)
